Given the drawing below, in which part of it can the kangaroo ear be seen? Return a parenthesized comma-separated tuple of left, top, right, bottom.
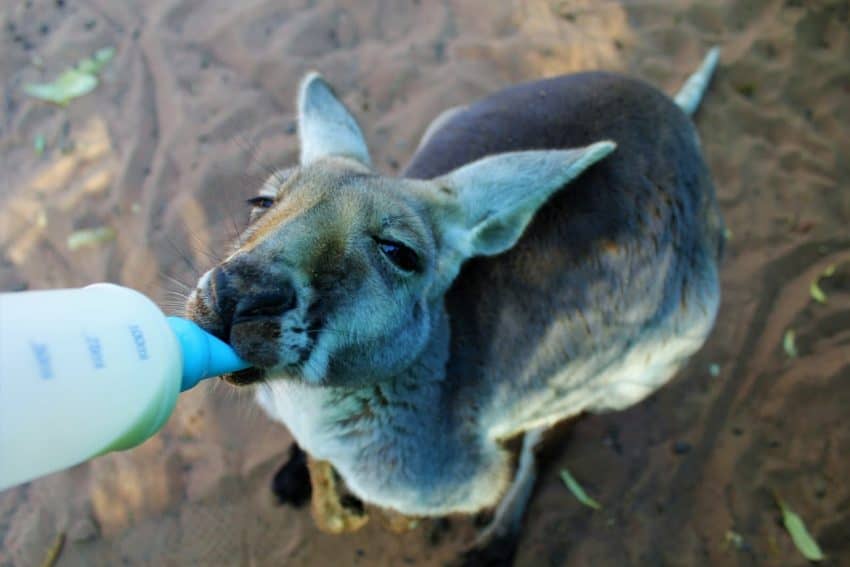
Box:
(438, 141, 616, 257)
(297, 72, 371, 167)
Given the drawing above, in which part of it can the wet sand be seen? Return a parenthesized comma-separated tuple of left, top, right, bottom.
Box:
(1, 0, 849, 565)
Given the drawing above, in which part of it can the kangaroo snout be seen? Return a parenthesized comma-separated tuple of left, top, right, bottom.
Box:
(203, 260, 303, 370)
(211, 262, 297, 323)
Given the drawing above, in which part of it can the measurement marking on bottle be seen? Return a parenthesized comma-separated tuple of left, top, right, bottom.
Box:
(128, 325, 149, 360)
(84, 335, 105, 369)
(29, 341, 54, 379)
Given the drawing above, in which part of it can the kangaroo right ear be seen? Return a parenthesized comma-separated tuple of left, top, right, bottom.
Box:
(423, 141, 615, 292)
(438, 141, 616, 257)
(297, 72, 372, 167)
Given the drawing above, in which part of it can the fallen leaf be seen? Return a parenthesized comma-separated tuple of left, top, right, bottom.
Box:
(777, 499, 825, 562)
(67, 226, 116, 251)
(40, 532, 66, 567)
(560, 469, 600, 510)
(34, 134, 46, 156)
(724, 529, 745, 550)
(810, 264, 837, 304)
(25, 70, 97, 106)
(783, 330, 798, 358)
(76, 47, 115, 75)
(810, 280, 827, 303)
(24, 47, 115, 106)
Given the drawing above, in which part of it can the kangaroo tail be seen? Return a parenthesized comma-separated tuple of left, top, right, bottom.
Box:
(674, 47, 720, 116)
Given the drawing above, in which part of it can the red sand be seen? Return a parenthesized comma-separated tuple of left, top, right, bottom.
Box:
(1, 1, 848, 565)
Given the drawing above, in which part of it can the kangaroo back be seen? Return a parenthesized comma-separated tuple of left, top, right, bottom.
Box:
(406, 71, 723, 265)
(405, 72, 724, 440)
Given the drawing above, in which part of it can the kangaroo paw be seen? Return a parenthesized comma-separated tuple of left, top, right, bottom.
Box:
(307, 457, 369, 534)
(271, 442, 311, 508)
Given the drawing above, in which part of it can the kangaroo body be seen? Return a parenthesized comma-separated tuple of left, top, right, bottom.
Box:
(253, 71, 722, 516)
(186, 50, 723, 541)
(411, 71, 724, 435)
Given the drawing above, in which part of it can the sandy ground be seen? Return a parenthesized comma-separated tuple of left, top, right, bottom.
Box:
(1, 0, 849, 565)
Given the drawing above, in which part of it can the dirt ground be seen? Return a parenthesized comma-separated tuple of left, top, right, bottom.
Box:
(1, 0, 849, 565)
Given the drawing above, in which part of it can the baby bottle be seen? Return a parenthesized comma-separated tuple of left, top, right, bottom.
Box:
(0, 283, 247, 490)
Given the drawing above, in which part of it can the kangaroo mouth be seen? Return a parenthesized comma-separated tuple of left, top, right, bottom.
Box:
(222, 367, 266, 386)
(186, 310, 273, 385)
(229, 318, 283, 365)
(186, 287, 315, 385)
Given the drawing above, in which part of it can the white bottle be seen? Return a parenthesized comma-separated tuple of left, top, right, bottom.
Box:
(0, 283, 247, 491)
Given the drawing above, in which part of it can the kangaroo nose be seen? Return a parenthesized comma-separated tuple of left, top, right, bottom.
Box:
(210, 266, 296, 330)
(234, 287, 297, 323)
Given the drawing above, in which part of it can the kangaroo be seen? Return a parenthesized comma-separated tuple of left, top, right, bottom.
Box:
(185, 48, 723, 559)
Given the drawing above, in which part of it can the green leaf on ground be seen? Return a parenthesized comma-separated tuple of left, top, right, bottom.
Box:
(33, 134, 46, 156)
(809, 280, 827, 303)
(76, 47, 115, 74)
(724, 529, 745, 550)
(777, 498, 825, 562)
(783, 329, 797, 358)
(560, 469, 601, 510)
(67, 226, 116, 251)
(25, 70, 97, 106)
(810, 264, 838, 304)
(24, 47, 115, 106)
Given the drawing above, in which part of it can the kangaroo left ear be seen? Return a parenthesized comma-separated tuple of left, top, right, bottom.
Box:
(437, 141, 616, 257)
(297, 72, 371, 167)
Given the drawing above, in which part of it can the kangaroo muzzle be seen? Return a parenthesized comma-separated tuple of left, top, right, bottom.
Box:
(209, 262, 299, 368)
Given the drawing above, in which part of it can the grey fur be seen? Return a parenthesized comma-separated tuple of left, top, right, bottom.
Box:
(187, 49, 723, 526)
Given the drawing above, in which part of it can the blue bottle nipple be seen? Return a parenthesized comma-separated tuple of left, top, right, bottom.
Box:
(166, 317, 249, 391)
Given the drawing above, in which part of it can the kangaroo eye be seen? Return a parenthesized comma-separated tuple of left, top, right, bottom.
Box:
(246, 196, 275, 209)
(376, 239, 420, 273)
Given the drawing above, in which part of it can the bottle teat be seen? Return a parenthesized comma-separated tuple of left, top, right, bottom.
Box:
(166, 317, 249, 391)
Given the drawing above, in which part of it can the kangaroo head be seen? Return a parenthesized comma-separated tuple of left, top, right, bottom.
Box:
(185, 72, 615, 386)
